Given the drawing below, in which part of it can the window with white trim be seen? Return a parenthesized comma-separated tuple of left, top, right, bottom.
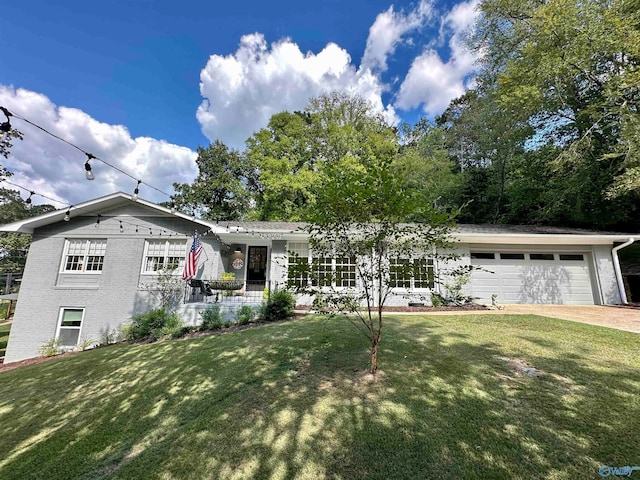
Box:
(57, 308, 84, 347)
(390, 257, 434, 289)
(287, 242, 310, 288)
(62, 239, 107, 273)
(287, 243, 357, 289)
(142, 240, 187, 273)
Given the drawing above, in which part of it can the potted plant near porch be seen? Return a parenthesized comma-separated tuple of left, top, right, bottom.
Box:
(208, 272, 244, 291)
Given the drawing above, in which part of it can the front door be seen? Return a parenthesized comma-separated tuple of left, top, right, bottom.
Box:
(246, 246, 268, 290)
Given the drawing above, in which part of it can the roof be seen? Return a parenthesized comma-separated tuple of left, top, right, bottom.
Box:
(1, 191, 633, 246)
(218, 221, 636, 245)
(0, 192, 226, 235)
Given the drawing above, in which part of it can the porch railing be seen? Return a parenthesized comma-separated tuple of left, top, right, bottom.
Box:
(185, 280, 270, 304)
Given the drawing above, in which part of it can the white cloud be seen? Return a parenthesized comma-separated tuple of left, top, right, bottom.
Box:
(0, 86, 197, 207)
(197, 33, 398, 148)
(394, 0, 480, 116)
(360, 0, 433, 73)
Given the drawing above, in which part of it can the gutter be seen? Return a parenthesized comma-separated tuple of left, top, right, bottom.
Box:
(612, 237, 635, 304)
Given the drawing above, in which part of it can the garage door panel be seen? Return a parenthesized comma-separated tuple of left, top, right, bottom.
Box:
(470, 255, 594, 305)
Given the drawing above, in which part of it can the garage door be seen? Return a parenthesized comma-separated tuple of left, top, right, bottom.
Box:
(469, 252, 595, 305)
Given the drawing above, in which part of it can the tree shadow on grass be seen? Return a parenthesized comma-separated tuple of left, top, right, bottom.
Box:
(0, 315, 638, 479)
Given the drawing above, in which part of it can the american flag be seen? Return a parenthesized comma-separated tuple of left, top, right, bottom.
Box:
(182, 235, 203, 280)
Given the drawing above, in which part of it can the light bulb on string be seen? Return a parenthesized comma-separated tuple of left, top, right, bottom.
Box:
(132, 180, 141, 201)
(119, 221, 124, 233)
(85, 153, 95, 181)
(0, 106, 11, 136)
(95, 214, 101, 228)
(25, 191, 34, 210)
(64, 207, 71, 222)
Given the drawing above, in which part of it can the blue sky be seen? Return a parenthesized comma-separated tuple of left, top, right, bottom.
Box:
(0, 0, 479, 206)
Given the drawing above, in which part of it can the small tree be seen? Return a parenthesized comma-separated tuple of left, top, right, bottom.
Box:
(144, 266, 184, 311)
(288, 151, 457, 374)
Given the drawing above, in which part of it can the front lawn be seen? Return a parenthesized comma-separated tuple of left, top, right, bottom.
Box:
(0, 314, 637, 479)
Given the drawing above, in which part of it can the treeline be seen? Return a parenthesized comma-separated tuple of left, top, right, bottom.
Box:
(174, 0, 640, 230)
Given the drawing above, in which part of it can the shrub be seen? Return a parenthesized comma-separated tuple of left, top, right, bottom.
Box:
(236, 305, 255, 325)
(262, 290, 295, 322)
(200, 304, 223, 331)
(430, 293, 443, 308)
(39, 338, 60, 357)
(127, 309, 183, 342)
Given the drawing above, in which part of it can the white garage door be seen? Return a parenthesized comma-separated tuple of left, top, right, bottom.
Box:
(469, 252, 595, 305)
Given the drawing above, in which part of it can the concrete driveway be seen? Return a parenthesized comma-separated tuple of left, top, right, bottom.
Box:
(499, 305, 640, 333)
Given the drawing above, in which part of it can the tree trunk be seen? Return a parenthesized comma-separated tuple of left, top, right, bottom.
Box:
(370, 339, 378, 374)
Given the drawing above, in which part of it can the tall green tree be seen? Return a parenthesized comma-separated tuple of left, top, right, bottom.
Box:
(172, 140, 256, 221)
(473, 0, 640, 205)
(246, 92, 397, 221)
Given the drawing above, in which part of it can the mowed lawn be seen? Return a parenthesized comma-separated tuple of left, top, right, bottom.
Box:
(0, 314, 638, 480)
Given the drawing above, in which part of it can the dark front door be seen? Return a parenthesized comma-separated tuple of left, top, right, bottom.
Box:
(246, 246, 268, 286)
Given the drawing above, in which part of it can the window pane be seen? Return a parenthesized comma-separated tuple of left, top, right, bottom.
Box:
(530, 253, 555, 260)
(59, 328, 80, 347)
(414, 258, 434, 289)
(471, 252, 495, 259)
(85, 256, 104, 271)
(87, 240, 106, 255)
(559, 254, 584, 261)
(61, 309, 83, 327)
(500, 253, 525, 260)
(67, 240, 86, 255)
(336, 257, 356, 287)
(65, 255, 84, 271)
(145, 256, 164, 271)
(287, 256, 309, 288)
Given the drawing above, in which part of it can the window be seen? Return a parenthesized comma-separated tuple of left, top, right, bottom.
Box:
(559, 254, 584, 261)
(500, 253, 525, 260)
(62, 239, 107, 273)
(287, 243, 310, 288)
(57, 308, 84, 347)
(530, 253, 555, 260)
(335, 256, 357, 287)
(390, 258, 434, 289)
(470, 252, 495, 259)
(143, 240, 186, 273)
(287, 243, 357, 289)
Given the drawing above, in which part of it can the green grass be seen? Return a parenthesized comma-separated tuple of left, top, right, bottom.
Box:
(0, 314, 638, 479)
(0, 321, 10, 358)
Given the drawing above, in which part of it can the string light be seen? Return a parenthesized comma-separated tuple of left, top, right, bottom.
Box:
(85, 154, 95, 181)
(0, 106, 11, 134)
(0, 179, 220, 239)
(119, 220, 124, 233)
(132, 180, 141, 201)
(25, 191, 34, 209)
(1, 107, 174, 199)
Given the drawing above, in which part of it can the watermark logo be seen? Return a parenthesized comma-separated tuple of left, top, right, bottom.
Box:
(599, 465, 640, 477)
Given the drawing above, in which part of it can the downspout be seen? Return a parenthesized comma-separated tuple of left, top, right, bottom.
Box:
(612, 237, 634, 304)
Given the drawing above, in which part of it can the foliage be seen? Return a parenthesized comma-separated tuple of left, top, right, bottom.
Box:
(0, 188, 56, 274)
(261, 290, 295, 322)
(172, 140, 257, 220)
(143, 267, 184, 311)
(219, 272, 236, 281)
(431, 266, 476, 306)
(99, 327, 123, 345)
(38, 338, 60, 357)
(0, 321, 9, 358)
(245, 92, 397, 221)
(447, 0, 640, 228)
(199, 304, 223, 330)
(0, 315, 638, 479)
(288, 134, 457, 373)
(236, 305, 256, 325)
(125, 309, 184, 342)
